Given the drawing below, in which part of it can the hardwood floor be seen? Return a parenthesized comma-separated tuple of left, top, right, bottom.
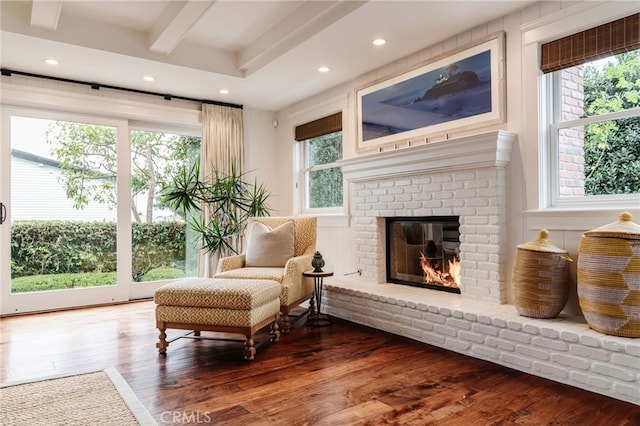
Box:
(1, 300, 638, 425)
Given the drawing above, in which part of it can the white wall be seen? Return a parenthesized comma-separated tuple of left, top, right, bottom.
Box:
(275, 1, 640, 312)
(242, 108, 284, 215)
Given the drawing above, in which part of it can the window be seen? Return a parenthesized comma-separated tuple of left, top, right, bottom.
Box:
(295, 113, 344, 211)
(304, 130, 343, 209)
(542, 13, 640, 208)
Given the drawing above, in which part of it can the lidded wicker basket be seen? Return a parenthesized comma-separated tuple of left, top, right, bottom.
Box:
(513, 229, 571, 318)
(577, 211, 640, 337)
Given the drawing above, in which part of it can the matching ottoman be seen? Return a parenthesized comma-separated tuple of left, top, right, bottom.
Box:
(154, 278, 281, 360)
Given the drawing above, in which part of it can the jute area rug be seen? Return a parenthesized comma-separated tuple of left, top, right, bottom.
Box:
(0, 366, 156, 425)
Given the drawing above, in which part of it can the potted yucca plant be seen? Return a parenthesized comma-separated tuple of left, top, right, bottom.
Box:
(161, 161, 271, 258)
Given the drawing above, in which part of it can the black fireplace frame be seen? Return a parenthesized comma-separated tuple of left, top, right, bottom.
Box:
(385, 216, 461, 294)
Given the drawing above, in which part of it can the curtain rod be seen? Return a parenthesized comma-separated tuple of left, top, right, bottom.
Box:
(1, 68, 243, 110)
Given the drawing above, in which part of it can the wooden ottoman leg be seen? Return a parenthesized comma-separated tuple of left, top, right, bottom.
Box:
(281, 307, 291, 334)
(244, 337, 256, 361)
(156, 323, 168, 355)
(271, 316, 280, 343)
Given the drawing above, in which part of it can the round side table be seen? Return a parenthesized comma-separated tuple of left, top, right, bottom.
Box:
(303, 270, 333, 327)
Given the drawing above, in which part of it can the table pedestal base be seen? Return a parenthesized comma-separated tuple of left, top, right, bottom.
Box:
(303, 270, 334, 327)
(306, 313, 331, 327)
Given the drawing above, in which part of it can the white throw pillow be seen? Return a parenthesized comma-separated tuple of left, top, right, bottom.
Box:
(245, 220, 295, 267)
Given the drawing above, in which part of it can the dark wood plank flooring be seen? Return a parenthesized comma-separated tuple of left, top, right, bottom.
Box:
(1, 301, 639, 425)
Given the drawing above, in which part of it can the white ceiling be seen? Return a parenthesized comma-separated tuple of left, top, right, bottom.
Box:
(0, 1, 535, 111)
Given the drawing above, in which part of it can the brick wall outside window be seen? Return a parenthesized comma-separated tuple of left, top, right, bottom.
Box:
(558, 67, 586, 196)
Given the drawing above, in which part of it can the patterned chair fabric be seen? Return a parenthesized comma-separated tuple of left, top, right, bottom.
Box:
(215, 216, 317, 332)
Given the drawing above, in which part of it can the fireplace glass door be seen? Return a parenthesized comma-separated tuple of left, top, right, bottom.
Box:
(386, 216, 460, 293)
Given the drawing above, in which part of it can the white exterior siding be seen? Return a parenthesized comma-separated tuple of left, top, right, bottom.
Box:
(11, 155, 116, 222)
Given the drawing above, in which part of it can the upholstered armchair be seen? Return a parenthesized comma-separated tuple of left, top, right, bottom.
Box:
(215, 216, 317, 333)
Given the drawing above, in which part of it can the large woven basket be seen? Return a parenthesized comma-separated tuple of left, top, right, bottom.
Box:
(513, 229, 571, 318)
(577, 212, 640, 337)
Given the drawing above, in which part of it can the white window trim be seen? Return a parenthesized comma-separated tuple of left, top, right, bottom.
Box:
(289, 94, 349, 219)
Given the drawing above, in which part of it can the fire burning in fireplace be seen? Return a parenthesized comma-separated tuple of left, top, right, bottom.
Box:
(386, 216, 461, 294)
(419, 253, 461, 289)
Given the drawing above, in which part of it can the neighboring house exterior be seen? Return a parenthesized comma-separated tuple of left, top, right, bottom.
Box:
(10, 149, 116, 222)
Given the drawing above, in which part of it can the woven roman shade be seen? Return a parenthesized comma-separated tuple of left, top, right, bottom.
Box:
(541, 13, 639, 73)
(295, 112, 342, 141)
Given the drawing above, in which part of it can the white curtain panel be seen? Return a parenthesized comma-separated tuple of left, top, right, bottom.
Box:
(199, 104, 245, 277)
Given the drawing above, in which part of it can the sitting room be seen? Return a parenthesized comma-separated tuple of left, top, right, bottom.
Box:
(1, 1, 639, 424)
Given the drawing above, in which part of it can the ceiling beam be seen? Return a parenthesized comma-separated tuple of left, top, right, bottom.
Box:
(237, 0, 367, 76)
(30, 0, 62, 31)
(148, 0, 214, 54)
(1, 1, 242, 78)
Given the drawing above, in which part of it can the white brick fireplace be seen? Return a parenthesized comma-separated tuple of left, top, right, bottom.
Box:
(342, 130, 514, 303)
(323, 130, 640, 405)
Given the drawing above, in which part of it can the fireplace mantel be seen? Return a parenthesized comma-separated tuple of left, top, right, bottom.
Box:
(339, 130, 516, 182)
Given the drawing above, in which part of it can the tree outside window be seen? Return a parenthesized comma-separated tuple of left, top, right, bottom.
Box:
(553, 50, 640, 202)
(304, 130, 343, 209)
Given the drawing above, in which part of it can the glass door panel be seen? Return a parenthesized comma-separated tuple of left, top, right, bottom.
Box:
(128, 129, 200, 297)
(1, 113, 125, 314)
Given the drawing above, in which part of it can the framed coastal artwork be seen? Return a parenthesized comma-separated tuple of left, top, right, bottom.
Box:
(356, 32, 505, 151)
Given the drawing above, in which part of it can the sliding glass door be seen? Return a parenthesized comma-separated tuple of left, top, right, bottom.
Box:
(0, 109, 200, 314)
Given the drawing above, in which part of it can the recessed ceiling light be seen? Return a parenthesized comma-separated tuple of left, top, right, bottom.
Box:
(219, 89, 229, 95)
(373, 38, 386, 46)
(142, 75, 155, 82)
(44, 58, 59, 65)
(318, 66, 330, 73)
